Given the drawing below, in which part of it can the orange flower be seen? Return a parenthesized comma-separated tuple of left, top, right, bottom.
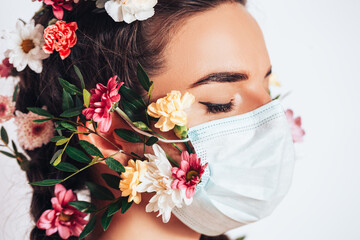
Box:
(147, 91, 195, 132)
(120, 159, 148, 204)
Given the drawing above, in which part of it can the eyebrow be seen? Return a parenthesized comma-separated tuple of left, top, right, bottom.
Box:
(189, 66, 272, 89)
(189, 72, 249, 89)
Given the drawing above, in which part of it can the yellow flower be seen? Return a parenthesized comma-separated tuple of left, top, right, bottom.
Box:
(119, 159, 148, 204)
(147, 91, 195, 132)
(269, 73, 281, 86)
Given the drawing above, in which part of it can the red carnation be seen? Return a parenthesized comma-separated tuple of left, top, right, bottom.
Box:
(43, 20, 78, 60)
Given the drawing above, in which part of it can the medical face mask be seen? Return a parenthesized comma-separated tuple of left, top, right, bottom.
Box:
(170, 99, 296, 235)
(118, 99, 295, 235)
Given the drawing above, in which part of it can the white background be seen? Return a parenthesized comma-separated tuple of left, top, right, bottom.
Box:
(1, 0, 360, 239)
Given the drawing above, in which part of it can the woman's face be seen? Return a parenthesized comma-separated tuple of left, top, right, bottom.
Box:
(108, 2, 272, 163)
(147, 3, 272, 158)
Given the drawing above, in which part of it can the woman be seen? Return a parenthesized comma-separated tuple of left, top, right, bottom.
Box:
(10, 0, 296, 239)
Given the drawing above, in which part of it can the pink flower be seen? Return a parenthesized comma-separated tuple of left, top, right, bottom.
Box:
(14, 108, 54, 150)
(82, 76, 124, 133)
(0, 58, 13, 78)
(0, 95, 15, 123)
(171, 151, 208, 199)
(285, 109, 305, 143)
(36, 184, 88, 239)
(42, 0, 79, 20)
(43, 20, 78, 60)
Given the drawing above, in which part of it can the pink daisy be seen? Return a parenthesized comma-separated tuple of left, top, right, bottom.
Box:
(37, 184, 88, 239)
(285, 109, 305, 143)
(0, 95, 15, 123)
(14, 108, 54, 150)
(0, 58, 13, 78)
(82, 75, 124, 133)
(171, 151, 208, 199)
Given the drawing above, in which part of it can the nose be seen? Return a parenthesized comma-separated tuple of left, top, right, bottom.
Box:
(236, 81, 272, 114)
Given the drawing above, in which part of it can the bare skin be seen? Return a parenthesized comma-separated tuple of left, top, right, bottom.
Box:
(84, 2, 272, 240)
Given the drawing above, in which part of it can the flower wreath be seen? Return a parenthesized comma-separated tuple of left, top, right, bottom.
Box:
(0, 1, 305, 239)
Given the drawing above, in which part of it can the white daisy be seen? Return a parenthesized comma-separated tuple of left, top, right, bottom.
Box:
(136, 144, 192, 223)
(4, 19, 49, 73)
(100, 0, 157, 24)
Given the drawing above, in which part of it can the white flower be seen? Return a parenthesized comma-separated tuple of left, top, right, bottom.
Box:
(136, 144, 191, 223)
(101, 0, 157, 24)
(3, 20, 49, 73)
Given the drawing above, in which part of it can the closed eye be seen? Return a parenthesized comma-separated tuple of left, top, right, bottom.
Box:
(199, 100, 234, 114)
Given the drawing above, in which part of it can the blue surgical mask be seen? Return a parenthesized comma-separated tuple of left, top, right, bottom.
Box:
(172, 99, 296, 235)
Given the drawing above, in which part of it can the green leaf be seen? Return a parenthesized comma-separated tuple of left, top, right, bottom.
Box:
(107, 198, 122, 216)
(79, 217, 96, 239)
(12, 84, 19, 101)
(55, 162, 79, 172)
(75, 95, 83, 107)
(119, 86, 146, 109)
(145, 136, 158, 146)
(101, 209, 113, 231)
(1, 127, 9, 145)
(105, 157, 125, 173)
(147, 82, 154, 97)
(101, 173, 121, 190)
(60, 106, 84, 118)
(85, 182, 115, 201)
(83, 89, 91, 108)
(50, 149, 63, 165)
(0, 150, 15, 158)
(27, 107, 53, 117)
(56, 138, 69, 146)
(33, 118, 52, 123)
(79, 140, 104, 158)
(114, 128, 143, 143)
(73, 65, 85, 89)
(235, 237, 246, 240)
(62, 89, 74, 111)
(54, 126, 65, 130)
(121, 99, 140, 122)
(59, 78, 82, 95)
(68, 201, 97, 213)
(133, 121, 152, 131)
(121, 197, 133, 214)
(65, 146, 91, 163)
(60, 122, 77, 132)
(30, 179, 62, 186)
(137, 62, 151, 91)
(11, 141, 18, 154)
(273, 94, 280, 100)
(51, 136, 66, 143)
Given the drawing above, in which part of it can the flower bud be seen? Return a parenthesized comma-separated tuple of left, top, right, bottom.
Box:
(174, 125, 188, 139)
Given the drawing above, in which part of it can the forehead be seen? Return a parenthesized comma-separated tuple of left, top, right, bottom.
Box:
(150, 2, 270, 98)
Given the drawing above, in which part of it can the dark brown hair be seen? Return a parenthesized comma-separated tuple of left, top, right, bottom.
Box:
(17, 0, 246, 239)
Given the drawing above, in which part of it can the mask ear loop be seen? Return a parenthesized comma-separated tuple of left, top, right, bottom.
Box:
(115, 108, 190, 143)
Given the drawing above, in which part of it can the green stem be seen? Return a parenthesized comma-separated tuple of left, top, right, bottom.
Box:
(165, 153, 180, 168)
(184, 142, 192, 154)
(0, 139, 16, 155)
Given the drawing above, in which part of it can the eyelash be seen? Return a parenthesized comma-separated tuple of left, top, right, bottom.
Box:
(199, 100, 234, 114)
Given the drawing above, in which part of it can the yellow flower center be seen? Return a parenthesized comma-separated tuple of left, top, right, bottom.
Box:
(59, 212, 72, 222)
(21, 39, 35, 53)
(186, 170, 199, 181)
